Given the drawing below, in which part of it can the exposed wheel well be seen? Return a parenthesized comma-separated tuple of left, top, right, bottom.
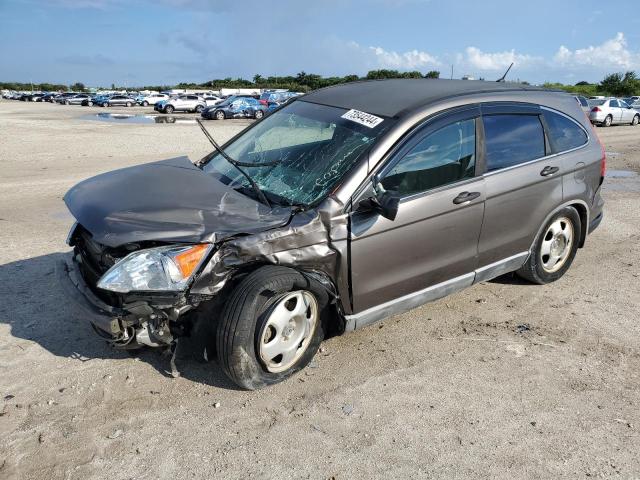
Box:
(569, 202, 588, 248)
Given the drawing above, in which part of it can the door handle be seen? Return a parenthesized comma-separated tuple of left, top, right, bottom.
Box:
(453, 191, 481, 205)
(540, 166, 559, 176)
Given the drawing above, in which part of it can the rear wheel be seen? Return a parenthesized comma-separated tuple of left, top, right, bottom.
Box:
(216, 266, 328, 390)
(65, 100, 70, 105)
(142, 101, 149, 107)
(631, 114, 639, 126)
(517, 207, 580, 284)
(254, 109, 264, 119)
(215, 110, 225, 120)
(195, 104, 204, 113)
(603, 115, 613, 127)
(126, 101, 132, 107)
(164, 105, 174, 114)
(88, 101, 93, 106)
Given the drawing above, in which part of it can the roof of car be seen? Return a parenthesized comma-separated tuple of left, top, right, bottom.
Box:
(301, 78, 547, 117)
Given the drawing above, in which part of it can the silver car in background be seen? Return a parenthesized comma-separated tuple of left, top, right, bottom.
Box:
(589, 98, 640, 126)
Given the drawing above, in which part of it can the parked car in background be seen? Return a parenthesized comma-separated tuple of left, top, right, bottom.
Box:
(41, 93, 58, 102)
(64, 94, 91, 105)
(97, 94, 135, 107)
(30, 93, 47, 102)
(154, 94, 205, 114)
(201, 95, 223, 106)
(81, 95, 106, 106)
(573, 95, 590, 114)
(55, 93, 77, 104)
(201, 96, 267, 120)
(259, 91, 302, 111)
(138, 93, 168, 106)
(589, 98, 640, 126)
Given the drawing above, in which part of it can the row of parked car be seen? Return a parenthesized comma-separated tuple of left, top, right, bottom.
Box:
(574, 94, 640, 127)
(1, 89, 303, 120)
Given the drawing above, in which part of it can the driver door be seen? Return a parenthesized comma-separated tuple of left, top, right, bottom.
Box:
(349, 107, 485, 319)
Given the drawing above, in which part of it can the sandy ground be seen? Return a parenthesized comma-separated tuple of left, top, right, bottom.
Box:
(1, 100, 639, 480)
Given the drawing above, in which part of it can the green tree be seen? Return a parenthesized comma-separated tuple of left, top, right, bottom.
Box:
(424, 70, 440, 79)
(70, 82, 86, 92)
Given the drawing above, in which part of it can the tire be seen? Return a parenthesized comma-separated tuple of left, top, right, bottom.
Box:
(105, 102, 110, 108)
(164, 105, 174, 114)
(254, 109, 264, 119)
(142, 101, 149, 107)
(517, 207, 581, 285)
(215, 110, 225, 120)
(126, 102, 132, 107)
(603, 115, 613, 127)
(216, 266, 329, 390)
(632, 115, 639, 126)
(88, 101, 93, 106)
(65, 100, 70, 105)
(195, 104, 204, 113)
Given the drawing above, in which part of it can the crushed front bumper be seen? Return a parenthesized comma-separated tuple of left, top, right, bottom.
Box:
(56, 253, 125, 338)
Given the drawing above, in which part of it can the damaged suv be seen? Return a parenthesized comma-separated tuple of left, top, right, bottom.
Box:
(59, 79, 605, 389)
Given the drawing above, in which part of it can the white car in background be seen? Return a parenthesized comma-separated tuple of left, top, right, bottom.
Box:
(154, 94, 205, 114)
(200, 95, 223, 106)
(589, 98, 640, 127)
(139, 93, 169, 106)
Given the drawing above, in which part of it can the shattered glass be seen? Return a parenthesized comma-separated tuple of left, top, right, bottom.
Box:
(203, 101, 393, 207)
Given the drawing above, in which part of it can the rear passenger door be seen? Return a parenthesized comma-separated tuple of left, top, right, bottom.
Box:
(609, 99, 622, 123)
(476, 103, 563, 277)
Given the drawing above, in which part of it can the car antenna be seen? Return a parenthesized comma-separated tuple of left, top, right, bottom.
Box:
(496, 62, 514, 82)
(195, 119, 271, 208)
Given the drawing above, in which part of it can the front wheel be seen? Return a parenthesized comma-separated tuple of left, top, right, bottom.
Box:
(632, 114, 639, 126)
(215, 110, 225, 120)
(164, 105, 174, 114)
(517, 207, 581, 284)
(126, 101, 132, 107)
(216, 266, 328, 390)
(142, 101, 149, 107)
(254, 109, 264, 119)
(195, 104, 204, 113)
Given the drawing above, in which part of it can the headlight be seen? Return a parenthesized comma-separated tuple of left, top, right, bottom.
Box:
(97, 244, 212, 293)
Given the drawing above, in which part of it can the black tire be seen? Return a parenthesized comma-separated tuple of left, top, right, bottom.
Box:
(254, 109, 264, 119)
(164, 105, 174, 114)
(603, 115, 612, 127)
(215, 110, 225, 120)
(142, 101, 149, 107)
(632, 115, 639, 126)
(195, 104, 204, 113)
(126, 101, 132, 107)
(517, 207, 581, 285)
(216, 266, 329, 390)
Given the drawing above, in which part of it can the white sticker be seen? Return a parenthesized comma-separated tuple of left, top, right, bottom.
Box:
(341, 109, 384, 128)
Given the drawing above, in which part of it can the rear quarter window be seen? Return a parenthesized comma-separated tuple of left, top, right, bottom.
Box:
(544, 110, 588, 153)
(483, 114, 546, 172)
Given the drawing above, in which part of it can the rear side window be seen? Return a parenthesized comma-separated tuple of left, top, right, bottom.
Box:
(382, 118, 476, 196)
(579, 97, 589, 107)
(544, 111, 588, 153)
(610, 100, 620, 108)
(483, 115, 545, 172)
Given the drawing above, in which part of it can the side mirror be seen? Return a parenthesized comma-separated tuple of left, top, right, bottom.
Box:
(359, 176, 400, 221)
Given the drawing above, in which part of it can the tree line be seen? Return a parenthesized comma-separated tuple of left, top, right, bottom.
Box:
(2, 70, 639, 97)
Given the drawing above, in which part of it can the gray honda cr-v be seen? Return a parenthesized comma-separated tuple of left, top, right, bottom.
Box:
(59, 79, 605, 389)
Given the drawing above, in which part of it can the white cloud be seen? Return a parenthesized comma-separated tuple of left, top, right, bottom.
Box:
(553, 32, 639, 69)
(465, 46, 539, 71)
(369, 46, 439, 69)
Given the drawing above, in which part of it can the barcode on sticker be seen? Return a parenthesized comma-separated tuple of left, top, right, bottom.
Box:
(341, 109, 383, 128)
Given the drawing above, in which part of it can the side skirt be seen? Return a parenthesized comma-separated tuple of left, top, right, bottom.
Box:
(344, 252, 528, 331)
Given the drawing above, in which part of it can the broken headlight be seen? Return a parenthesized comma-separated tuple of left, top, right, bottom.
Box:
(97, 244, 212, 293)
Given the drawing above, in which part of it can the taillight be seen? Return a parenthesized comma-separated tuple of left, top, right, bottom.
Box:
(591, 106, 601, 112)
(259, 99, 267, 105)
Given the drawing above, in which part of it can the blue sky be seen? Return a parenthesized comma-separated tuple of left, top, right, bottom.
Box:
(1, 0, 639, 86)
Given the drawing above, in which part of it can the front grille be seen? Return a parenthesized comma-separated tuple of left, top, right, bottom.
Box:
(73, 226, 124, 306)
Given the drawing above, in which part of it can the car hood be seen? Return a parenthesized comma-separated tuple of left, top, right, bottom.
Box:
(64, 156, 293, 247)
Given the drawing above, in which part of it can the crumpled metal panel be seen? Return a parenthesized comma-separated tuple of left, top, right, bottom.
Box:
(63, 156, 293, 247)
(190, 197, 349, 302)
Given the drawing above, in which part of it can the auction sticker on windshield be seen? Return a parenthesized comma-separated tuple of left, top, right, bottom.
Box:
(341, 109, 384, 128)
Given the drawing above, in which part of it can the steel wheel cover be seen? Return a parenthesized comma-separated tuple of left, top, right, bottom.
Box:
(258, 291, 319, 373)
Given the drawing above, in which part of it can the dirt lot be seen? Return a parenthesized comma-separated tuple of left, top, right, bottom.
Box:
(1, 100, 639, 479)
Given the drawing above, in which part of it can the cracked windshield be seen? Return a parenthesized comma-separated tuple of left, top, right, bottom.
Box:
(203, 101, 393, 206)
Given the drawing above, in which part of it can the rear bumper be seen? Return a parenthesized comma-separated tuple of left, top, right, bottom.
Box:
(588, 211, 603, 234)
(56, 253, 124, 337)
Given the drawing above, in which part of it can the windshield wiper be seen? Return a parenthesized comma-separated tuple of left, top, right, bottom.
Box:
(196, 119, 271, 208)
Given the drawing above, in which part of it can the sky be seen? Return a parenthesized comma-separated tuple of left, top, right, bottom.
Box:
(1, 0, 639, 87)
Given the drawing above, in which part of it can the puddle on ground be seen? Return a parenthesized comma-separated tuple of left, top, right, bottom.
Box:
(83, 113, 197, 124)
(604, 169, 640, 193)
(607, 170, 638, 178)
